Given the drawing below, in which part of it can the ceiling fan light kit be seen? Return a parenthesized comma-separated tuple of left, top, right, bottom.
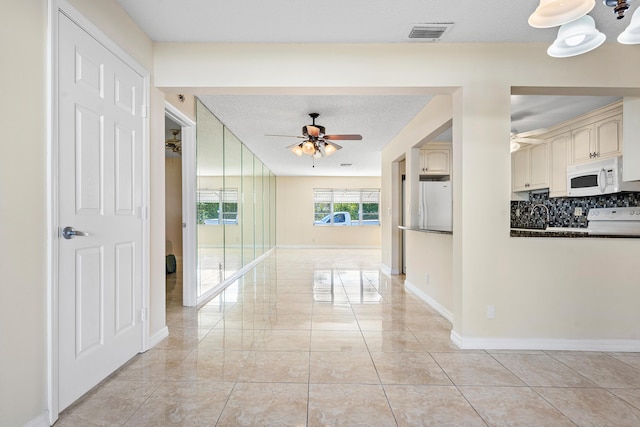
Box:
(510, 140, 521, 153)
(510, 128, 549, 153)
(529, 0, 640, 57)
(165, 128, 182, 153)
(271, 113, 362, 163)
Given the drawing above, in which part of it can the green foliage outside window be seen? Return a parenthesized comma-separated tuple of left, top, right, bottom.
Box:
(333, 203, 359, 220)
(197, 189, 239, 224)
(198, 202, 218, 224)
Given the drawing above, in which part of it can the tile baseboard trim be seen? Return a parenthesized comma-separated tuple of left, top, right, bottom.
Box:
(451, 333, 640, 352)
(24, 411, 50, 427)
(404, 280, 453, 323)
(149, 326, 169, 349)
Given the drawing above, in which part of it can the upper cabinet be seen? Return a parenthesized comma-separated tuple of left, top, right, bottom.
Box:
(548, 132, 570, 198)
(512, 143, 549, 192)
(511, 100, 624, 198)
(570, 112, 622, 165)
(419, 146, 450, 175)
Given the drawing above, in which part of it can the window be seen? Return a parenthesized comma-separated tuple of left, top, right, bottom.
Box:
(197, 188, 238, 225)
(313, 189, 380, 226)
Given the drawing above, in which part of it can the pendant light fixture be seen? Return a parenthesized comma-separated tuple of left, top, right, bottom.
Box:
(618, 6, 640, 42)
(529, 0, 639, 56)
(529, 0, 595, 28)
(547, 15, 606, 57)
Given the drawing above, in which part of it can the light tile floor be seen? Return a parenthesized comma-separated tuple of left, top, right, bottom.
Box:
(57, 248, 640, 426)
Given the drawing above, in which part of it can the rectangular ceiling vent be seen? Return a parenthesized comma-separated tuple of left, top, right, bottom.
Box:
(408, 23, 453, 42)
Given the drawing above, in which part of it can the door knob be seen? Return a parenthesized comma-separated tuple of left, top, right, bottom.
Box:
(62, 226, 89, 240)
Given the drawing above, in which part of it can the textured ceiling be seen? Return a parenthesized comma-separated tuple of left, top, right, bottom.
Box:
(117, 0, 636, 44)
(197, 95, 434, 176)
(135, 0, 630, 176)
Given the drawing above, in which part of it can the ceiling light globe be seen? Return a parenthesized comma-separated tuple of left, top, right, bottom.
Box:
(547, 15, 605, 57)
(565, 34, 586, 46)
(291, 145, 304, 156)
(529, 0, 595, 28)
(302, 140, 315, 155)
(324, 143, 337, 156)
(618, 7, 640, 44)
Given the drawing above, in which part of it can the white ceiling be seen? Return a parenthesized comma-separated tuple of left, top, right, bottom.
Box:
(197, 95, 433, 176)
(130, 0, 630, 176)
(117, 0, 635, 44)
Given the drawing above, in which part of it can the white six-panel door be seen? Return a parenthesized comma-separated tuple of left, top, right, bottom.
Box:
(58, 12, 144, 410)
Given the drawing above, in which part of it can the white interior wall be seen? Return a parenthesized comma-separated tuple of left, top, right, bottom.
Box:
(276, 176, 382, 248)
(0, 2, 47, 426)
(405, 232, 453, 318)
(5, 3, 640, 425)
(154, 41, 640, 349)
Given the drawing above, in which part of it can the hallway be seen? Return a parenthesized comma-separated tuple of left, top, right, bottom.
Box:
(57, 248, 640, 426)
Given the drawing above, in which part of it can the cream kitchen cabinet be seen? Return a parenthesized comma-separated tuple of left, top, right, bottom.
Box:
(512, 143, 549, 192)
(549, 132, 570, 197)
(419, 148, 450, 175)
(570, 113, 622, 164)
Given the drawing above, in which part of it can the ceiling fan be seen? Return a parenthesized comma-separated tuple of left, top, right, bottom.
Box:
(165, 128, 182, 154)
(266, 113, 362, 159)
(510, 128, 548, 153)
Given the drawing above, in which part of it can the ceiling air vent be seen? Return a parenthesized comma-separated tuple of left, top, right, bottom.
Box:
(408, 24, 453, 42)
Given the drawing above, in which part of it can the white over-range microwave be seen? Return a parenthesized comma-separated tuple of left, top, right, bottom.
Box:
(567, 156, 640, 197)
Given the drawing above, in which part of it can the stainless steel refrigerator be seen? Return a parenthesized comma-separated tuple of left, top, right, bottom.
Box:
(418, 181, 452, 231)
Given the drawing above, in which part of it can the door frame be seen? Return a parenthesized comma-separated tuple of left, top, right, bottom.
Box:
(47, 0, 151, 423)
(165, 102, 197, 306)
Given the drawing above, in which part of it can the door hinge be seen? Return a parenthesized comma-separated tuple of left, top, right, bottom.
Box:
(140, 308, 148, 321)
(138, 206, 148, 220)
(141, 105, 148, 118)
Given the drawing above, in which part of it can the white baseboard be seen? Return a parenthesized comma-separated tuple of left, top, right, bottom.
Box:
(24, 411, 49, 427)
(404, 280, 453, 322)
(276, 245, 381, 249)
(451, 330, 640, 352)
(450, 330, 463, 348)
(379, 263, 392, 276)
(148, 326, 169, 349)
(195, 248, 276, 308)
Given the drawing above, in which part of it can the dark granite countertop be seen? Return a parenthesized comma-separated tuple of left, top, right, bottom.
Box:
(510, 228, 639, 238)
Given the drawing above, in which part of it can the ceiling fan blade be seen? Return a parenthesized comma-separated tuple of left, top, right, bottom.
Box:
(324, 134, 362, 141)
(306, 125, 321, 138)
(286, 142, 302, 150)
(265, 134, 305, 138)
(515, 128, 548, 138)
(325, 141, 343, 150)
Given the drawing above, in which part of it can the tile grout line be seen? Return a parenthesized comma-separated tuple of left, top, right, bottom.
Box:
(487, 352, 580, 427)
(427, 352, 491, 427)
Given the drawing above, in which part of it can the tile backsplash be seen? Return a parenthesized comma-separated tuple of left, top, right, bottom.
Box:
(510, 191, 640, 229)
